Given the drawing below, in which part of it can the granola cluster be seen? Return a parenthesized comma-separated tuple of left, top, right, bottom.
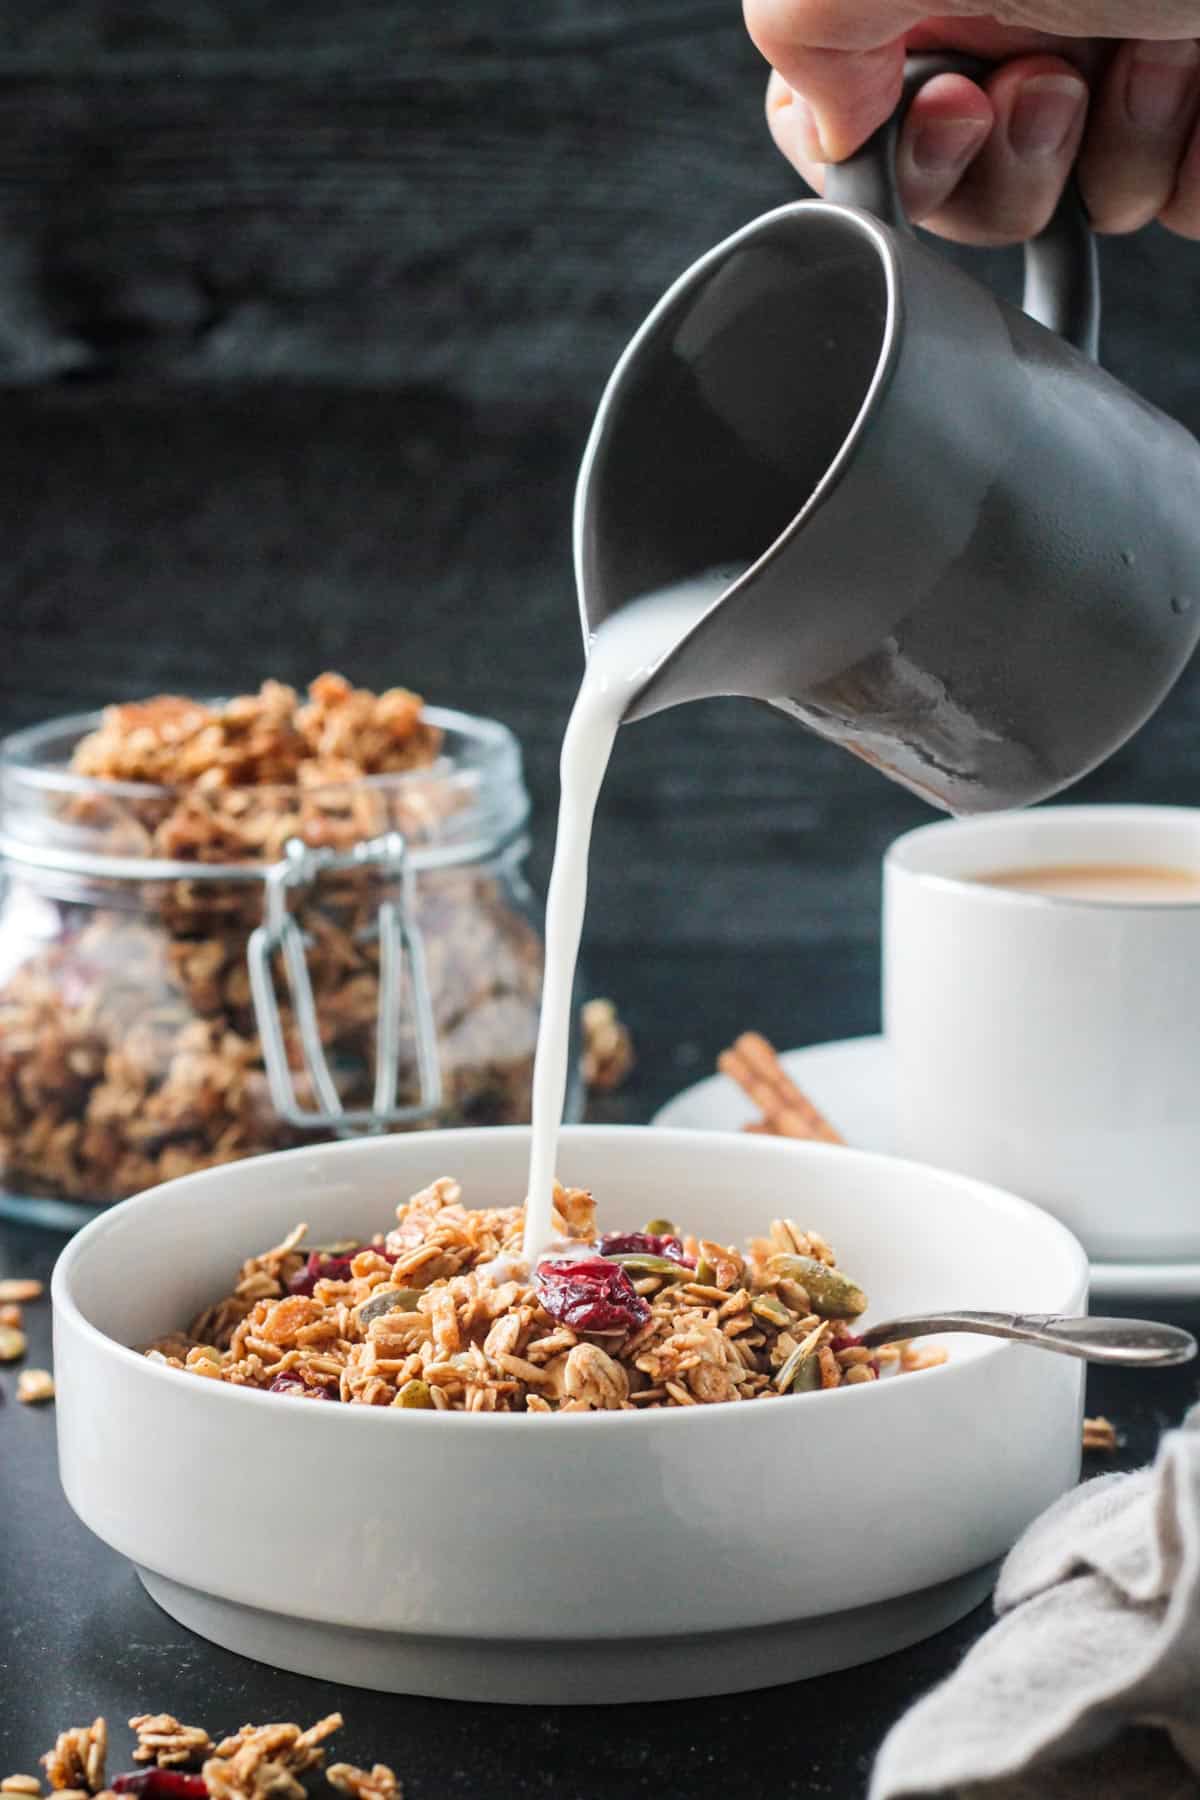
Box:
(144, 1176, 946, 1412)
(39, 1719, 108, 1798)
(202, 1717, 342, 1800)
(1083, 1415, 1120, 1453)
(73, 675, 440, 795)
(0, 677, 543, 1207)
(578, 998, 634, 1093)
(4, 1710, 400, 1800)
(129, 1718, 213, 1770)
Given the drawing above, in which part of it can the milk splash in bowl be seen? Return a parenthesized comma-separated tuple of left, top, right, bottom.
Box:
(522, 574, 728, 1264)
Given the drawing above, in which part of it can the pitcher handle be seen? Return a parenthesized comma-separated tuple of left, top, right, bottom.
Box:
(824, 53, 1100, 361)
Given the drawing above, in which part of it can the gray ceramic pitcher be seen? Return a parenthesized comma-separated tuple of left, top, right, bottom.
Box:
(575, 56, 1200, 812)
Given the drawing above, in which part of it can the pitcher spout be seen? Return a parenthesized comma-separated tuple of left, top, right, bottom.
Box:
(574, 201, 899, 719)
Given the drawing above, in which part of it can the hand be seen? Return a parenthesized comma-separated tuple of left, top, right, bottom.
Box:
(743, 2, 1200, 241)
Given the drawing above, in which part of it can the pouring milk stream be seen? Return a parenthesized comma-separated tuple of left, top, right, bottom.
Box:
(521, 575, 726, 1263)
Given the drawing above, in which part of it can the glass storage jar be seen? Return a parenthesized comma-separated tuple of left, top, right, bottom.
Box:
(0, 705, 569, 1227)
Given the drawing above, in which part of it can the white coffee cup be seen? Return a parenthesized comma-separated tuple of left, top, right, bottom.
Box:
(883, 805, 1200, 1263)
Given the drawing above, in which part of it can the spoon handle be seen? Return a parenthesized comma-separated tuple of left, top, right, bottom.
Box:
(857, 1311, 1197, 1367)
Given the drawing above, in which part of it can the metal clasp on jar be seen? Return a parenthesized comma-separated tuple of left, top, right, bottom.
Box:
(248, 832, 443, 1132)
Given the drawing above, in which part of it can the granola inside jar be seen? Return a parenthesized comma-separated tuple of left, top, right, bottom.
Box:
(0, 679, 560, 1225)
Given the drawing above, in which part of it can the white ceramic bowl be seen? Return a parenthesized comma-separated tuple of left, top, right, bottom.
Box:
(54, 1126, 1088, 1704)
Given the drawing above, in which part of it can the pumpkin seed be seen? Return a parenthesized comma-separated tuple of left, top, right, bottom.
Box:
(751, 1293, 793, 1330)
(355, 1286, 424, 1327)
(643, 1218, 677, 1236)
(394, 1379, 433, 1409)
(787, 1353, 822, 1394)
(774, 1321, 830, 1394)
(308, 1239, 362, 1256)
(695, 1256, 716, 1286)
(602, 1253, 689, 1282)
(768, 1255, 866, 1318)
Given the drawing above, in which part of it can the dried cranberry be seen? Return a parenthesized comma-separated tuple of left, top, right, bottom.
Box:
(268, 1373, 337, 1400)
(287, 1244, 401, 1297)
(535, 1258, 651, 1334)
(113, 1774, 208, 1799)
(598, 1231, 696, 1268)
(287, 1250, 358, 1296)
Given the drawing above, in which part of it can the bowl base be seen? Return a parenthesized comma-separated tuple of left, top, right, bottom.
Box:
(137, 1563, 996, 1704)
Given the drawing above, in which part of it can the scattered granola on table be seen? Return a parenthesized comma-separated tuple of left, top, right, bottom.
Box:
(325, 1768, 398, 1800)
(0, 1278, 43, 1303)
(41, 1719, 107, 1795)
(12, 1713, 400, 1800)
(0, 1274, 49, 1393)
(129, 1721, 212, 1771)
(16, 1367, 55, 1405)
(143, 1175, 941, 1412)
(0, 676, 544, 1208)
(1083, 1414, 1120, 1453)
(203, 1714, 344, 1800)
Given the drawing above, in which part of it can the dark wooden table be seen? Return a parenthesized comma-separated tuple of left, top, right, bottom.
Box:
(2, 938, 1196, 1798)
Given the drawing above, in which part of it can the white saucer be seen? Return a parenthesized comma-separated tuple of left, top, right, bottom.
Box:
(652, 1034, 1200, 1305)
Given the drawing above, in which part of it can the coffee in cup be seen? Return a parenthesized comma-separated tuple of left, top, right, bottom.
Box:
(976, 864, 1200, 904)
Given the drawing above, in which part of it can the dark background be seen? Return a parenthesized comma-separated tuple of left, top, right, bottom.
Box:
(3, 0, 1200, 1071)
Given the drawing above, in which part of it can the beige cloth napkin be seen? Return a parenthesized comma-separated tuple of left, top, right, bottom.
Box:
(870, 1407, 1200, 1800)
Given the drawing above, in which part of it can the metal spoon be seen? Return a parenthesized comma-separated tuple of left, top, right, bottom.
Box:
(856, 1312, 1197, 1367)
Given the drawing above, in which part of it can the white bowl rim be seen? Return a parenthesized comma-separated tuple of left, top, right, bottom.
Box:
(52, 1124, 1090, 1436)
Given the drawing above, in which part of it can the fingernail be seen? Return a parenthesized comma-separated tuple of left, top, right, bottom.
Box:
(791, 93, 828, 163)
(1009, 74, 1087, 159)
(766, 72, 792, 118)
(910, 115, 989, 174)
(1127, 39, 1200, 132)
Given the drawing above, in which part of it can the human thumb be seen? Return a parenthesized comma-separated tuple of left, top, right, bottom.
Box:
(743, 0, 920, 159)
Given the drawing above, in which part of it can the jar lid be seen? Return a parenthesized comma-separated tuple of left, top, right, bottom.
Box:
(0, 704, 530, 881)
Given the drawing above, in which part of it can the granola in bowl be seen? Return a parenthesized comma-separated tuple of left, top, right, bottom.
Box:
(144, 1175, 943, 1412)
(53, 1126, 1087, 1692)
(0, 677, 547, 1211)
